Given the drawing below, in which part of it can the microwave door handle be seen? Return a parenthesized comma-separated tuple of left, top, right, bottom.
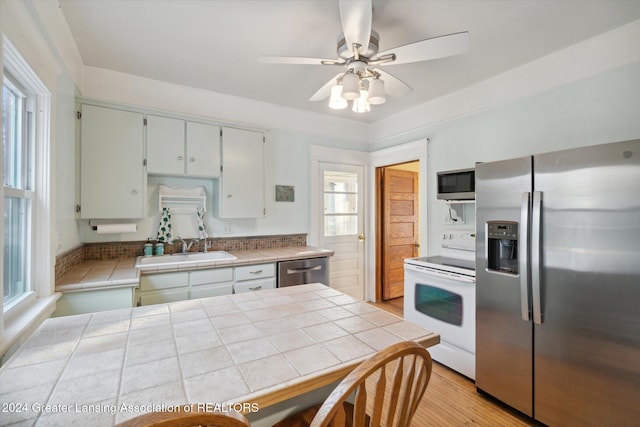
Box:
(520, 192, 531, 321)
(531, 191, 544, 324)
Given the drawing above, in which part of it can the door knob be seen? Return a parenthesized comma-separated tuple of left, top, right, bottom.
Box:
(358, 234, 365, 241)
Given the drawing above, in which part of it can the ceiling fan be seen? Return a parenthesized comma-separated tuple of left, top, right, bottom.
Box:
(258, 0, 470, 113)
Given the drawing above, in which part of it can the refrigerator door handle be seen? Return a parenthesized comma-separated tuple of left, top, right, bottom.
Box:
(531, 191, 544, 324)
(520, 192, 531, 321)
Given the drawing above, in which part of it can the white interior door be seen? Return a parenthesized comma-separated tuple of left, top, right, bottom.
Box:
(318, 163, 365, 299)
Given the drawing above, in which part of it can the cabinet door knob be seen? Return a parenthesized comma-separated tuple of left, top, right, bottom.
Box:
(131, 189, 138, 195)
(227, 194, 232, 198)
(190, 157, 196, 162)
(177, 155, 184, 160)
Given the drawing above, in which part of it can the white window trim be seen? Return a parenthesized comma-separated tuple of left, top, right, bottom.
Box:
(1, 36, 58, 357)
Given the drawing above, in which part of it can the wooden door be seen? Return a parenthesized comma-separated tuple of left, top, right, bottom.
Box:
(382, 168, 419, 300)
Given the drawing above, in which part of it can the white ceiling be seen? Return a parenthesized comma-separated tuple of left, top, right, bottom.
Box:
(58, 0, 640, 123)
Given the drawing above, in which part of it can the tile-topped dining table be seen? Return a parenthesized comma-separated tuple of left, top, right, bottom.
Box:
(0, 283, 439, 426)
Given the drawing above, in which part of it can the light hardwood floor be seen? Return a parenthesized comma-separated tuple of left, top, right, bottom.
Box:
(372, 298, 534, 426)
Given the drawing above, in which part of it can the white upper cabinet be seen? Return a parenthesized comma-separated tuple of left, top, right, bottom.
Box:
(147, 115, 221, 178)
(219, 127, 265, 218)
(186, 121, 221, 177)
(146, 115, 185, 175)
(80, 104, 145, 219)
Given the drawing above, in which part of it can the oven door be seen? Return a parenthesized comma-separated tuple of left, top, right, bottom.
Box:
(403, 263, 475, 353)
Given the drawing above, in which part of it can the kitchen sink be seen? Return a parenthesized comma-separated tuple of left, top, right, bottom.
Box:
(138, 254, 188, 265)
(136, 251, 236, 267)
(186, 251, 237, 261)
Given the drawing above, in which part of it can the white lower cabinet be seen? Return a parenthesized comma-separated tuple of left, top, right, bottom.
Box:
(191, 282, 234, 299)
(138, 263, 277, 306)
(53, 287, 135, 317)
(233, 278, 276, 294)
(233, 263, 276, 293)
(189, 268, 233, 299)
(140, 288, 190, 306)
(139, 271, 189, 306)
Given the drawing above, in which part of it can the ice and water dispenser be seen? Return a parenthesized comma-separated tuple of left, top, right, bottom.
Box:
(486, 221, 519, 275)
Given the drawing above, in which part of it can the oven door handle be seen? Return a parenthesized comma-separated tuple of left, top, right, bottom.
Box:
(404, 264, 475, 283)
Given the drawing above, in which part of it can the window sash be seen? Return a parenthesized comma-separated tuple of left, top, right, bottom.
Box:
(2, 71, 35, 309)
(3, 196, 32, 307)
(3, 73, 33, 191)
(323, 170, 359, 237)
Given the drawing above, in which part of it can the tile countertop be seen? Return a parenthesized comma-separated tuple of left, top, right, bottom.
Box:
(0, 283, 439, 426)
(56, 246, 334, 293)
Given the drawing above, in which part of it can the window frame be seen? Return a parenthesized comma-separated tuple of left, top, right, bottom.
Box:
(1, 35, 55, 355)
(3, 70, 36, 311)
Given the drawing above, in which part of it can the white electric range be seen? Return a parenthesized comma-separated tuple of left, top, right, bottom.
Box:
(404, 230, 476, 379)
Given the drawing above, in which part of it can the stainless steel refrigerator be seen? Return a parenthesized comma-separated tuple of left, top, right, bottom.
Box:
(475, 139, 640, 426)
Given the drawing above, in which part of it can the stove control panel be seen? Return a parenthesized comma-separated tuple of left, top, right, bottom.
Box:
(441, 230, 476, 251)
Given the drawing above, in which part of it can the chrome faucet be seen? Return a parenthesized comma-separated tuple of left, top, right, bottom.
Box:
(201, 238, 211, 253)
(177, 236, 196, 253)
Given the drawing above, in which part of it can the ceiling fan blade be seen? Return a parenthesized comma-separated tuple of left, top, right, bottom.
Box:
(258, 56, 341, 65)
(309, 73, 343, 101)
(339, 0, 372, 55)
(378, 31, 469, 66)
(375, 69, 413, 98)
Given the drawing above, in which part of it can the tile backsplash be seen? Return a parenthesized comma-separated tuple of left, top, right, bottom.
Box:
(55, 234, 307, 281)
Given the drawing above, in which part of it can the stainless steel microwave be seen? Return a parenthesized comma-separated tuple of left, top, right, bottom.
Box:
(437, 168, 475, 200)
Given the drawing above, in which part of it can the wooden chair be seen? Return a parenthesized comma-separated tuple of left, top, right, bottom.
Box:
(274, 341, 433, 427)
(114, 407, 251, 427)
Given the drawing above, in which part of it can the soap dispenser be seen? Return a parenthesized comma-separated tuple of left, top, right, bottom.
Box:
(143, 238, 153, 257)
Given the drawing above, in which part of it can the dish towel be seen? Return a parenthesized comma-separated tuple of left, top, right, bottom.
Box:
(196, 207, 208, 240)
(157, 207, 173, 244)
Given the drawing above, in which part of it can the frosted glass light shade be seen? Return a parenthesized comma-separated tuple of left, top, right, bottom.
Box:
(352, 90, 370, 113)
(368, 78, 386, 105)
(341, 73, 361, 100)
(329, 85, 348, 109)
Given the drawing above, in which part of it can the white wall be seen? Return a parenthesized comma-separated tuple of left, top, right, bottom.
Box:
(426, 61, 640, 255)
(369, 20, 640, 147)
(367, 19, 640, 257)
(1, 0, 83, 255)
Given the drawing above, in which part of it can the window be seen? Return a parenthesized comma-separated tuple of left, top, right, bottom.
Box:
(323, 170, 358, 236)
(2, 72, 35, 309)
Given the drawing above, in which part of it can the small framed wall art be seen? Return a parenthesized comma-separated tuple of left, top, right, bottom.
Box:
(275, 185, 295, 202)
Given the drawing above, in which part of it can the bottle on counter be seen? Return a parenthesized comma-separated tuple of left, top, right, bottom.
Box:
(155, 242, 164, 256)
(144, 238, 153, 257)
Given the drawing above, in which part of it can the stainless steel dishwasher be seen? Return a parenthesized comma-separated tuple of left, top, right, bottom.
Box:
(277, 257, 329, 287)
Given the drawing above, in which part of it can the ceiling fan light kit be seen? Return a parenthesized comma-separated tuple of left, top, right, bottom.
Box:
(258, 0, 469, 115)
(367, 77, 386, 105)
(329, 84, 348, 109)
(341, 71, 361, 100)
(352, 89, 371, 113)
